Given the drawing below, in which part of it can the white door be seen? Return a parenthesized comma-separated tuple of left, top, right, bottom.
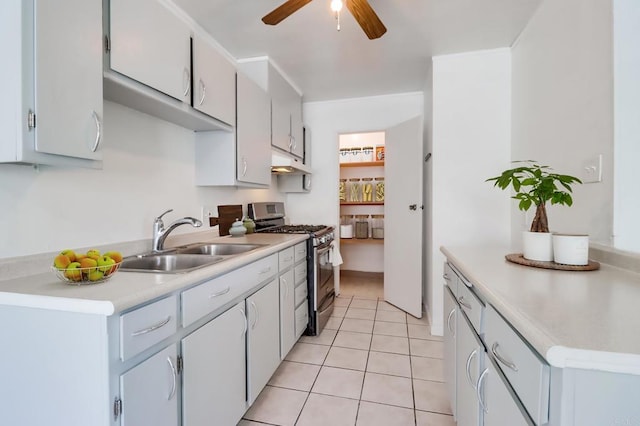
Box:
(120, 345, 179, 426)
(34, 0, 103, 160)
(247, 279, 281, 405)
(182, 301, 247, 426)
(384, 116, 424, 317)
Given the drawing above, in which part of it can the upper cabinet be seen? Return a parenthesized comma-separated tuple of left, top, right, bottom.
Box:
(0, 0, 103, 167)
(105, 0, 235, 131)
(109, 0, 192, 104)
(195, 72, 271, 188)
(192, 36, 236, 126)
(239, 59, 305, 159)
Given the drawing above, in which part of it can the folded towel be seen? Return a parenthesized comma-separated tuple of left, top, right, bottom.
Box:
(329, 240, 343, 266)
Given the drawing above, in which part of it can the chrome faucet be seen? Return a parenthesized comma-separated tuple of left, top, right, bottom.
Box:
(152, 209, 203, 252)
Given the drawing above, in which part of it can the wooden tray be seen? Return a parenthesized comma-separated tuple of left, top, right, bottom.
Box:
(505, 253, 600, 271)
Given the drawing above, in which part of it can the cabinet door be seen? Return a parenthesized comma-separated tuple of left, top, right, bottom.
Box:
(182, 301, 247, 426)
(247, 279, 281, 405)
(120, 345, 179, 426)
(280, 269, 296, 359)
(290, 99, 304, 158)
(456, 314, 482, 426)
(110, 0, 191, 103)
(481, 359, 530, 426)
(271, 98, 292, 152)
(192, 36, 236, 126)
(443, 286, 457, 418)
(34, 0, 103, 160)
(237, 72, 271, 186)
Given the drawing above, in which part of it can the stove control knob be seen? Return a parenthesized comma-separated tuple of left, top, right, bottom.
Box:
(319, 236, 326, 244)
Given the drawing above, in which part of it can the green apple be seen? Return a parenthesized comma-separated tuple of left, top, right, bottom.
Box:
(64, 262, 82, 281)
(60, 249, 76, 262)
(86, 249, 101, 261)
(87, 270, 104, 282)
(97, 256, 116, 274)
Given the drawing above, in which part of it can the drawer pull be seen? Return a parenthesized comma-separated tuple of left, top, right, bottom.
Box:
(167, 356, 177, 401)
(476, 368, 489, 414)
(283, 256, 293, 262)
(491, 342, 518, 372)
(457, 296, 472, 310)
(209, 287, 231, 298)
(250, 301, 259, 329)
(131, 316, 172, 337)
(447, 308, 456, 335)
(443, 273, 450, 281)
(259, 267, 272, 274)
(466, 348, 478, 389)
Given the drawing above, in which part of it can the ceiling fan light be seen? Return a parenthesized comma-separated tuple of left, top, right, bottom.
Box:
(330, 0, 343, 13)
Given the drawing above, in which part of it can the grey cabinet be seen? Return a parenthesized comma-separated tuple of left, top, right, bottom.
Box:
(443, 285, 457, 418)
(456, 312, 483, 426)
(1, 0, 103, 167)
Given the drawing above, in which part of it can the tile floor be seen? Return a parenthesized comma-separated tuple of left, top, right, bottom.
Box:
(238, 286, 454, 426)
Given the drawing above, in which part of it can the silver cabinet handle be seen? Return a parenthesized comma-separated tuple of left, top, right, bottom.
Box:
(250, 300, 258, 329)
(198, 79, 206, 105)
(282, 278, 289, 298)
(242, 157, 248, 176)
(167, 356, 177, 400)
(477, 368, 489, 413)
(443, 273, 450, 281)
(458, 296, 472, 310)
(182, 67, 191, 97)
(466, 348, 478, 389)
(446, 308, 456, 334)
(284, 256, 293, 262)
(291, 135, 297, 150)
(209, 287, 230, 298)
(259, 267, 272, 274)
(131, 316, 171, 336)
(288, 134, 293, 150)
(91, 110, 101, 152)
(239, 308, 248, 338)
(491, 342, 518, 372)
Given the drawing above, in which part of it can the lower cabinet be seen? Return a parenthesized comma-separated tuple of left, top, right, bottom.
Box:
(443, 285, 457, 418)
(482, 357, 530, 426)
(182, 301, 247, 426)
(455, 313, 483, 426)
(119, 344, 180, 426)
(247, 279, 281, 405)
(279, 268, 296, 358)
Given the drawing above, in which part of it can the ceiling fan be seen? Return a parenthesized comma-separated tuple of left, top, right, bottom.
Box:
(262, 0, 387, 40)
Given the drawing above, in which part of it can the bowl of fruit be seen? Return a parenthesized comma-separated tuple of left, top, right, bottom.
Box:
(52, 249, 123, 285)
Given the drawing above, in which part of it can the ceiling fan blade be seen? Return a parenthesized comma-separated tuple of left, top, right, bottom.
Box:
(346, 0, 387, 39)
(262, 0, 313, 25)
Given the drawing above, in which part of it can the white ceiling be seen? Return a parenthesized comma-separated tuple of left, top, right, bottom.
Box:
(172, 0, 541, 102)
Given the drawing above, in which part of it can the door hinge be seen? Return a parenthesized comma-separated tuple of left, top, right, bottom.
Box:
(177, 355, 183, 374)
(27, 110, 36, 130)
(104, 35, 111, 53)
(113, 397, 122, 421)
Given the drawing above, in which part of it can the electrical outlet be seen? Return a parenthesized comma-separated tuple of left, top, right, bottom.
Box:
(200, 205, 216, 222)
(582, 154, 602, 184)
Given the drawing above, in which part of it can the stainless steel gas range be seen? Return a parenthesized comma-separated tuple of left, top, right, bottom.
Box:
(248, 202, 335, 336)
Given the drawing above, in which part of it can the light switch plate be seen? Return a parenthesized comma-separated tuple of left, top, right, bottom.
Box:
(582, 154, 602, 183)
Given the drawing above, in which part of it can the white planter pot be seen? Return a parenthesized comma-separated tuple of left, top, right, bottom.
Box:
(522, 231, 554, 262)
(553, 234, 589, 265)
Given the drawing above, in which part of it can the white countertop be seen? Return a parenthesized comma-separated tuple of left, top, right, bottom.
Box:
(0, 234, 308, 316)
(441, 246, 640, 375)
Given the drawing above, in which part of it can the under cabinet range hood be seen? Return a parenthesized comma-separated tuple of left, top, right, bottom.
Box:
(271, 151, 312, 174)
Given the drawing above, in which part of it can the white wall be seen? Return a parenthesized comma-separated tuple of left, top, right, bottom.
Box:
(613, 0, 640, 252)
(430, 48, 512, 335)
(511, 0, 614, 245)
(0, 101, 283, 259)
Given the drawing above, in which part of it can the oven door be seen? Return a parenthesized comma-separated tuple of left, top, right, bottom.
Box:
(315, 243, 334, 310)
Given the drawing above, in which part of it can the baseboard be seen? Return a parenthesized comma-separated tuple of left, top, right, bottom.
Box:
(340, 270, 384, 279)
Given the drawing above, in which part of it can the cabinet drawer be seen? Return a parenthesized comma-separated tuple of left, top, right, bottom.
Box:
(120, 295, 177, 361)
(443, 262, 458, 297)
(279, 247, 295, 271)
(295, 303, 308, 337)
(294, 241, 307, 263)
(456, 280, 484, 334)
(182, 254, 277, 327)
(485, 305, 549, 425)
(295, 283, 308, 307)
(294, 262, 307, 285)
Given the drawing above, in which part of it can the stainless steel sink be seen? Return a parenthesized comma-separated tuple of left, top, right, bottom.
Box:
(120, 253, 226, 273)
(176, 243, 265, 256)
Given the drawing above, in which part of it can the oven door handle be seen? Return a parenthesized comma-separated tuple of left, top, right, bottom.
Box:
(318, 292, 335, 315)
(316, 244, 332, 256)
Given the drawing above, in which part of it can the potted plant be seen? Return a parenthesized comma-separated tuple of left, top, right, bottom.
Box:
(487, 161, 582, 262)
